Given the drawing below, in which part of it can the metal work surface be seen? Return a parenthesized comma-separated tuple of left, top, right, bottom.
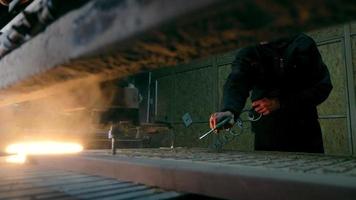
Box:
(33, 148, 356, 200)
(0, 165, 183, 200)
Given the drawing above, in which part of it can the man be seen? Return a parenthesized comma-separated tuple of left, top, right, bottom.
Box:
(210, 33, 332, 153)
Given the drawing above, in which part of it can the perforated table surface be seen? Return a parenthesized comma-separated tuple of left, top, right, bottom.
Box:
(0, 165, 184, 200)
(31, 148, 356, 200)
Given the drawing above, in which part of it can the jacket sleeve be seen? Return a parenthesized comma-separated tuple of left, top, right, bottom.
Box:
(221, 48, 253, 119)
(280, 41, 333, 109)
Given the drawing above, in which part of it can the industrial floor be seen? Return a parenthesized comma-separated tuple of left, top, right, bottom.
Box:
(5, 148, 356, 200)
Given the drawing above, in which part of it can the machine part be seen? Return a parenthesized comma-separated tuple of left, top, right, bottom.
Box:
(146, 72, 152, 123)
(111, 137, 116, 155)
(10, 24, 28, 43)
(0, 0, 89, 59)
(8, 0, 29, 12)
(170, 129, 175, 148)
(107, 125, 113, 139)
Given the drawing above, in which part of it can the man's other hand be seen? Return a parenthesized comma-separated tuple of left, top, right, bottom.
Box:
(209, 111, 235, 132)
(252, 98, 280, 115)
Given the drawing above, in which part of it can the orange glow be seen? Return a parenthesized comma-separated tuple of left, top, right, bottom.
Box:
(5, 141, 83, 164)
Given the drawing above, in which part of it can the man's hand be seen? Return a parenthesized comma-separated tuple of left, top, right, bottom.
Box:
(209, 111, 235, 132)
(252, 98, 280, 115)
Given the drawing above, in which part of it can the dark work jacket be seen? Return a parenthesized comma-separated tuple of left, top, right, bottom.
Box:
(222, 33, 333, 153)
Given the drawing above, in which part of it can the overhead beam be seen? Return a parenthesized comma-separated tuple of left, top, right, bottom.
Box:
(0, 0, 355, 105)
(0, 0, 218, 90)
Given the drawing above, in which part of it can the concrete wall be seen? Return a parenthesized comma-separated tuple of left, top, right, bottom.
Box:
(150, 22, 356, 155)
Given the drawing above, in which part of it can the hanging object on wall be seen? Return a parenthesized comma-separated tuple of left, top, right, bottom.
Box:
(182, 113, 193, 128)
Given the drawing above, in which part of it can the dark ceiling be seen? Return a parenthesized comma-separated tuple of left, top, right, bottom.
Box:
(0, 0, 356, 105)
(15, 0, 356, 85)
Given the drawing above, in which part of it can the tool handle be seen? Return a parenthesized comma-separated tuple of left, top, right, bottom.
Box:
(215, 116, 232, 129)
(199, 116, 233, 140)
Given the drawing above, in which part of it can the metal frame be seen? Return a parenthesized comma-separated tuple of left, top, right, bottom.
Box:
(146, 72, 152, 123)
(33, 150, 356, 200)
(0, 166, 182, 199)
(152, 72, 175, 123)
(317, 38, 343, 46)
(344, 24, 356, 155)
(155, 79, 158, 117)
(318, 115, 347, 119)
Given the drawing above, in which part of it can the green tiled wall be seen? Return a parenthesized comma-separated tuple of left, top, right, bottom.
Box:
(156, 75, 174, 122)
(319, 119, 350, 155)
(351, 22, 356, 35)
(173, 123, 211, 148)
(352, 36, 356, 104)
(173, 66, 216, 122)
(315, 41, 351, 155)
(317, 42, 347, 116)
(218, 64, 231, 108)
(307, 25, 343, 43)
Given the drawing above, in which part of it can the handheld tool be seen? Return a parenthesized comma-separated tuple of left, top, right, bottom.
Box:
(199, 116, 233, 140)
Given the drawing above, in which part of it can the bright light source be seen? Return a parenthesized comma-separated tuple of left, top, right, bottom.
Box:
(6, 141, 83, 155)
(5, 141, 83, 164)
(5, 154, 26, 164)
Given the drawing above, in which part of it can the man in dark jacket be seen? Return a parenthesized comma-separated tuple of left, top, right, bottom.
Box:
(210, 33, 332, 153)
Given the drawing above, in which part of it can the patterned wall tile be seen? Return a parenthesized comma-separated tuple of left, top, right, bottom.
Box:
(351, 21, 356, 35)
(307, 25, 344, 43)
(352, 36, 356, 103)
(319, 118, 351, 155)
(173, 123, 212, 148)
(317, 42, 347, 116)
(173, 67, 217, 122)
(156, 75, 174, 122)
(218, 64, 231, 108)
